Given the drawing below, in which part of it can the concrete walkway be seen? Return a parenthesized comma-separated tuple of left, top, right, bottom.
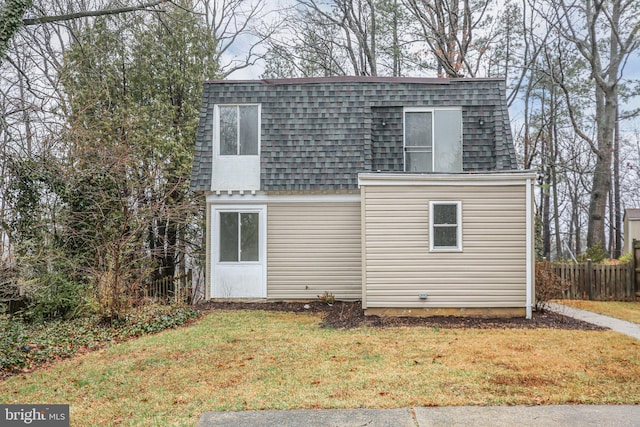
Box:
(197, 405, 640, 426)
(547, 302, 640, 340)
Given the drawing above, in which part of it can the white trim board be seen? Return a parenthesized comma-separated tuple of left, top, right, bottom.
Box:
(206, 192, 361, 204)
(359, 171, 537, 187)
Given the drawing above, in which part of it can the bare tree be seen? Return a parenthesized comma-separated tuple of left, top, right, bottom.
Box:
(295, 0, 379, 76)
(404, 0, 494, 77)
(540, 0, 640, 250)
(198, 0, 274, 78)
(1, 0, 170, 59)
(262, 0, 421, 78)
(263, 13, 351, 78)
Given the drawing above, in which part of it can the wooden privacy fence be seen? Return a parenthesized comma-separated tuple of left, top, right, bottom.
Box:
(634, 240, 640, 298)
(549, 260, 636, 301)
(146, 270, 193, 303)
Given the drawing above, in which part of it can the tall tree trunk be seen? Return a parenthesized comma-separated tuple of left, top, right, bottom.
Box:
(550, 0, 639, 253)
(613, 102, 621, 258)
(551, 104, 562, 260)
(523, 74, 533, 169)
(392, 0, 400, 76)
(542, 137, 551, 259)
(574, 187, 582, 256)
(586, 85, 615, 250)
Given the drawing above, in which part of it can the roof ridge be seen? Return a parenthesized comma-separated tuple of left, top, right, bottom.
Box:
(203, 76, 508, 85)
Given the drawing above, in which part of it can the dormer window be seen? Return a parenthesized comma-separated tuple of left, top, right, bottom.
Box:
(403, 108, 462, 172)
(217, 104, 260, 156)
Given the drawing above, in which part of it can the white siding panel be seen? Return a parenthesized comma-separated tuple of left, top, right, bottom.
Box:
(268, 202, 362, 300)
(363, 184, 527, 308)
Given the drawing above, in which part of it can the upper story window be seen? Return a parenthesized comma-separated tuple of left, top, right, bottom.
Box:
(404, 108, 462, 173)
(217, 104, 260, 156)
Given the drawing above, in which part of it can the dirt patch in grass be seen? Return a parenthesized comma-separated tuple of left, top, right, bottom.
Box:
(489, 373, 557, 387)
(197, 300, 605, 330)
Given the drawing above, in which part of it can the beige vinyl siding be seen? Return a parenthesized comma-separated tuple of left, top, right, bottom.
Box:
(625, 218, 640, 255)
(268, 202, 361, 300)
(363, 185, 527, 308)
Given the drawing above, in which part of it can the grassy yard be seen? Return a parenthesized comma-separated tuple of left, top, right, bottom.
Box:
(0, 305, 200, 377)
(558, 300, 640, 324)
(1, 310, 639, 426)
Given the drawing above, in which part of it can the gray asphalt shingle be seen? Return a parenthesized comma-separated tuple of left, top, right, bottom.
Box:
(190, 77, 519, 192)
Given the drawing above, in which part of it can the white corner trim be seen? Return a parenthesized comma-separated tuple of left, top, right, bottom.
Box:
(525, 177, 533, 320)
(206, 192, 361, 204)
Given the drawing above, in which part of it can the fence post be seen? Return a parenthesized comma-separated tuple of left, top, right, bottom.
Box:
(629, 256, 634, 301)
(587, 259, 593, 300)
(634, 240, 639, 299)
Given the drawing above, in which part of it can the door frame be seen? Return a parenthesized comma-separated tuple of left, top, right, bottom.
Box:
(211, 204, 267, 298)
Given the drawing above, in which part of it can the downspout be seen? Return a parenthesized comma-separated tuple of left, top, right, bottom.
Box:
(360, 180, 368, 310)
(525, 177, 533, 319)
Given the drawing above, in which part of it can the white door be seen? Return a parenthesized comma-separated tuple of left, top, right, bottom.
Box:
(212, 206, 267, 298)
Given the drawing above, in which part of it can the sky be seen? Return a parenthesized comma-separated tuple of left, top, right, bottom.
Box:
(220, 1, 640, 137)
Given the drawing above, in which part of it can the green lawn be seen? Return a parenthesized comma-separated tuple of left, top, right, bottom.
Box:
(558, 300, 640, 324)
(0, 305, 200, 377)
(1, 310, 639, 426)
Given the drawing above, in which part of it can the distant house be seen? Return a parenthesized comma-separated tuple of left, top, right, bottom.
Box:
(624, 209, 640, 255)
(190, 77, 535, 318)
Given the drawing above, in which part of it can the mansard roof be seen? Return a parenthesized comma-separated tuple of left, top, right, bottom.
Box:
(191, 77, 518, 192)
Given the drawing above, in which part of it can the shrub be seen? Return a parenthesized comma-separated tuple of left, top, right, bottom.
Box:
(317, 291, 335, 305)
(115, 304, 200, 336)
(0, 316, 27, 371)
(21, 272, 93, 321)
(0, 304, 200, 377)
(535, 262, 570, 311)
(619, 252, 633, 263)
(577, 243, 608, 263)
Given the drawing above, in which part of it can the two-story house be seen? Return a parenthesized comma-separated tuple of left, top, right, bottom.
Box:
(191, 77, 535, 318)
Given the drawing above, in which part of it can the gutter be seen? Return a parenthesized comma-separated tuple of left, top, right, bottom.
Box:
(358, 170, 538, 187)
(525, 177, 533, 319)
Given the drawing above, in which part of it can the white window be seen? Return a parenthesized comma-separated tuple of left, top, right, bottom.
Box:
(405, 110, 433, 172)
(219, 211, 260, 262)
(430, 201, 462, 251)
(217, 104, 259, 156)
(404, 108, 462, 172)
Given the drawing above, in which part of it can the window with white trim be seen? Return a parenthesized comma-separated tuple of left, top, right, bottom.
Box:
(404, 108, 462, 172)
(430, 201, 462, 251)
(219, 211, 260, 262)
(217, 104, 259, 156)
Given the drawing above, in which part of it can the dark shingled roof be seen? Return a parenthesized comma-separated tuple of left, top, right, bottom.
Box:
(190, 77, 519, 192)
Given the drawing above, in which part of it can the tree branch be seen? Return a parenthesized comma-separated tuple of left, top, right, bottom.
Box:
(22, 1, 169, 26)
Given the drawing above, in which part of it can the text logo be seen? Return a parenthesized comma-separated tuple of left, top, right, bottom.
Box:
(1, 405, 69, 426)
